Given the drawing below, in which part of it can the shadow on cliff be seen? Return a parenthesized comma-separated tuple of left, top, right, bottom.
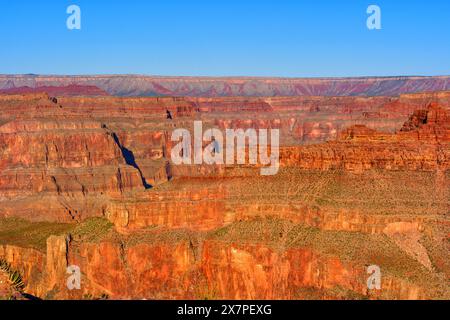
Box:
(103, 125, 152, 190)
(21, 292, 42, 300)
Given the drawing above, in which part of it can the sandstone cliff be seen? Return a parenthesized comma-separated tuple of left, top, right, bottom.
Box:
(0, 92, 448, 300)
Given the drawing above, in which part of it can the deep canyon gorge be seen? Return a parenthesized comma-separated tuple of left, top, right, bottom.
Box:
(0, 76, 448, 300)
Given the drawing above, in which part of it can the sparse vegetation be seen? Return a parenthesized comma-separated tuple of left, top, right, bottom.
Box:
(0, 218, 73, 252)
(0, 259, 25, 292)
(70, 217, 115, 243)
(205, 217, 449, 297)
(0, 217, 116, 251)
(82, 292, 110, 300)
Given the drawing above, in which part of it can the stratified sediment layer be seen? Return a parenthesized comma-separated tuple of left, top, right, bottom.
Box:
(1, 74, 450, 97)
(0, 90, 448, 300)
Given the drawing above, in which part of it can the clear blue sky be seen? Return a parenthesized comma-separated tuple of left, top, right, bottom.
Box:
(0, 0, 449, 77)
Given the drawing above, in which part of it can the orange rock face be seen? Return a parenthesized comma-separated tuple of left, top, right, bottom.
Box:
(1, 231, 441, 300)
(0, 91, 448, 300)
(280, 103, 450, 173)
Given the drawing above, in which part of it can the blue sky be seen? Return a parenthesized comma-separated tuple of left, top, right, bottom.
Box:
(0, 0, 449, 77)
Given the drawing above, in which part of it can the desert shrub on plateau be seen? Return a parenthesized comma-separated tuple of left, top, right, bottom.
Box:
(0, 259, 25, 292)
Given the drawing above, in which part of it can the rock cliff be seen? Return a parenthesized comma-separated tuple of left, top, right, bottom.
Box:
(0, 91, 448, 300)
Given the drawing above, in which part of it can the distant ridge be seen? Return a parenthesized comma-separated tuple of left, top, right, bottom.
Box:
(0, 84, 108, 96)
(0, 75, 449, 97)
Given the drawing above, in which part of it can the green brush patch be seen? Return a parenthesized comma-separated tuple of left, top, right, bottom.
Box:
(0, 218, 73, 252)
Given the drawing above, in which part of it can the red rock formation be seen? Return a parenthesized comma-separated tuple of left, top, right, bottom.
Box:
(1, 233, 442, 300)
(0, 85, 109, 97)
(106, 186, 227, 230)
(0, 92, 448, 300)
(280, 103, 450, 172)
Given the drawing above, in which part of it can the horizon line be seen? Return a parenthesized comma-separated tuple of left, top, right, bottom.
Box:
(1, 74, 450, 80)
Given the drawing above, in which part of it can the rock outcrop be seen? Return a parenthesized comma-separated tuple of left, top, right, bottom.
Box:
(0, 91, 448, 300)
(1, 220, 447, 300)
(1, 75, 450, 97)
(0, 85, 109, 97)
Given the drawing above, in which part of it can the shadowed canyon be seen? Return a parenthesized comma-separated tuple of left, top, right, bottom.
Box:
(0, 77, 449, 300)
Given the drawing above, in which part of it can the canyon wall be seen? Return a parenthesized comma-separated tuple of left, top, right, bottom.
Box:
(1, 75, 450, 97)
(0, 91, 448, 300)
(1, 230, 443, 300)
